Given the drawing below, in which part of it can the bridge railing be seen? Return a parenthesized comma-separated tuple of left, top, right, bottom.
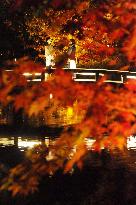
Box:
(5, 67, 136, 84)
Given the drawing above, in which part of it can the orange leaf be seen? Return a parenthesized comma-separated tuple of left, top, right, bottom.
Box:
(64, 146, 86, 173)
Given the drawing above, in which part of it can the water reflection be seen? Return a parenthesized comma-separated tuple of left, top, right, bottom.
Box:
(0, 135, 136, 170)
(0, 135, 136, 150)
(0, 136, 50, 150)
(127, 136, 136, 150)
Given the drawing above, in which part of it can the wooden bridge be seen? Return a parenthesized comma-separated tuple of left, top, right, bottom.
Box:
(21, 67, 136, 84)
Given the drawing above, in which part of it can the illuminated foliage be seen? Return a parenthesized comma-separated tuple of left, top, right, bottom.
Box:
(0, 0, 136, 196)
(1, 61, 136, 195)
(25, 0, 136, 67)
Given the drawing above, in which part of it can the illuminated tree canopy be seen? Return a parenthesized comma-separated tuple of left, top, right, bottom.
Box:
(0, 0, 136, 196)
(24, 0, 136, 67)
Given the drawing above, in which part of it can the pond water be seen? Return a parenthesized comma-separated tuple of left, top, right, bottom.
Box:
(0, 134, 136, 167)
(0, 134, 136, 205)
(0, 134, 136, 150)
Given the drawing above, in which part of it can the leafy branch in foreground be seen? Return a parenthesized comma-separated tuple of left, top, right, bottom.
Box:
(0, 0, 136, 196)
(1, 63, 136, 195)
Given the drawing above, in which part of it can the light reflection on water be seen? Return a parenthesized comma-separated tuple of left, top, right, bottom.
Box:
(0, 135, 136, 150)
(0, 136, 51, 150)
(0, 135, 136, 168)
(127, 135, 136, 150)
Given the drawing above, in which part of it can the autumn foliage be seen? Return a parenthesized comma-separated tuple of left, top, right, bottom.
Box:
(24, 0, 136, 67)
(0, 0, 136, 196)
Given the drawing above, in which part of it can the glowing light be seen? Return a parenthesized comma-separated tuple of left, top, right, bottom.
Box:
(69, 60, 76, 69)
(0, 135, 136, 151)
(35, 73, 41, 76)
(74, 72, 96, 75)
(67, 107, 74, 117)
(18, 140, 41, 148)
(127, 136, 136, 149)
(0, 137, 14, 146)
(46, 55, 53, 67)
(50, 93, 53, 99)
(74, 79, 96, 81)
(45, 138, 50, 147)
(23, 73, 32, 76)
(126, 76, 136, 79)
(85, 138, 96, 150)
(31, 79, 41, 82)
(99, 73, 104, 76)
(45, 73, 49, 81)
(104, 13, 113, 20)
(46, 151, 54, 161)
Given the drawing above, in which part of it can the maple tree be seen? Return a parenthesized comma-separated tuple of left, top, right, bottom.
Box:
(0, 0, 136, 196)
(24, 0, 136, 67)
